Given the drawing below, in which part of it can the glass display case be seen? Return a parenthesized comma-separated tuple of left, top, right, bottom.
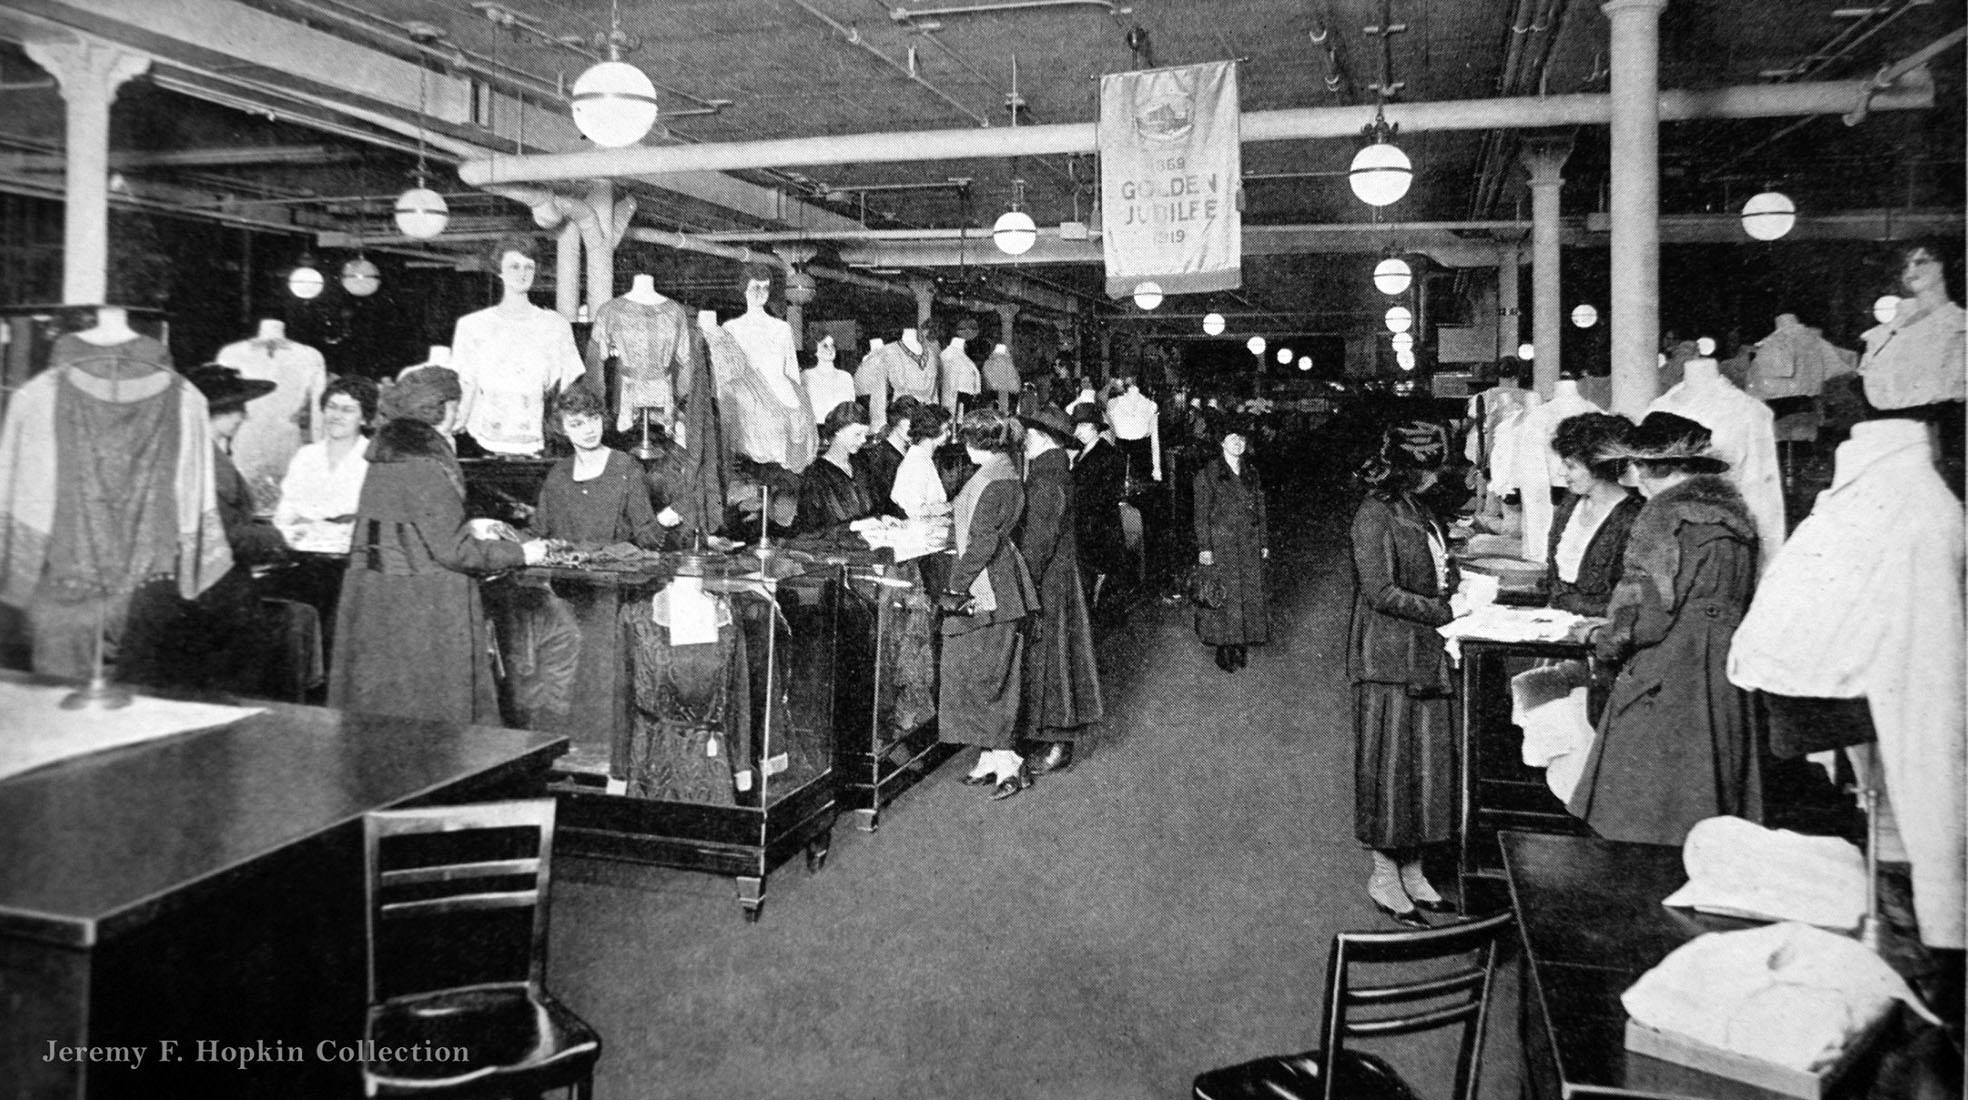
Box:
(538, 549, 839, 921)
(829, 549, 957, 832)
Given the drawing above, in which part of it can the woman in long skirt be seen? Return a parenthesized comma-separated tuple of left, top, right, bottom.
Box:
(938, 409, 1039, 800)
(1347, 422, 1464, 927)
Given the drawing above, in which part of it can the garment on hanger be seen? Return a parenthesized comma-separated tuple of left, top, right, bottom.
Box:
(941, 338, 981, 409)
(214, 335, 325, 503)
(0, 335, 230, 677)
(586, 296, 699, 432)
(1748, 317, 1856, 401)
(1504, 386, 1598, 565)
(1858, 300, 1967, 411)
(450, 304, 587, 455)
(1649, 368, 1786, 566)
(1728, 420, 1964, 948)
(620, 592, 747, 805)
(1107, 388, 1161, 481)
(708, 319, 817, 472)
(1464, 384, 1530, 466)
(980, 345, 1019, 394)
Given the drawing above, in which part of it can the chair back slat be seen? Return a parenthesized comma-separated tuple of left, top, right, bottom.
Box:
(1318, 910, 1514, 1100)
(363, 799, 558, 1006)
(382, 858, 541, 888)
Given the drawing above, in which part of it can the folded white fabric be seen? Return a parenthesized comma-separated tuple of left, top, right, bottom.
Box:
(1511, 661, 1593, 801)
(1438, 604, 1592, 663)
(1663, 816, 1867, 930)
(1623, 921, 1936, 1072)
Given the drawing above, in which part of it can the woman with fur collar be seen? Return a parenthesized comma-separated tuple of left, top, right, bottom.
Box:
(1567, 412, 1763, 846)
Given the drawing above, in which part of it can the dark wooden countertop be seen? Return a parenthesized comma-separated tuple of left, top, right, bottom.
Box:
(0, 671, 565, 950)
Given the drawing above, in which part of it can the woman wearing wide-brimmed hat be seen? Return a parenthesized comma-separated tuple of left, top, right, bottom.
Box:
(1347, 420, 1460, 927)
(1014, 405, 1103, 777)
(1567, 411, 1762, 846)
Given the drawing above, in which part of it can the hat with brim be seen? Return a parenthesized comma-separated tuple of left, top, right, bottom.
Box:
(1381, 420, 1448, 469)
(187, 363, 278, 413)
(1067, 402, 1105, 429)
(1605, 411, 1730, 473)
(1019, 404, 1075, 445)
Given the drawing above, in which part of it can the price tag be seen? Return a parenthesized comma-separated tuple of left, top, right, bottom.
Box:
(705, 735, 719, 759)
(765, 753, 789, 777)
(734, 769, 754, 792)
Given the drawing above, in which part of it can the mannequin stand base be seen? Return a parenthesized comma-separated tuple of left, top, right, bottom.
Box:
(61, 675, 133, 710)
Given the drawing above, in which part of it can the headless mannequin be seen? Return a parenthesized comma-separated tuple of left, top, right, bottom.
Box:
(70, 306, 168, 395)
(74, 305, 139, 347)
(254, 318, 286, 344)
(625, 273, 664, 305)
(901, 329, 922, 355)
(727, 280, 800, 405)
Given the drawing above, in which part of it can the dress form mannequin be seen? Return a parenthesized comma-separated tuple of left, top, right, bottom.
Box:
(452, 243, 586, 456)
(1506, 379, 1597, 565)
(625, 274, 663, 305)
(802, 335, 857, 425)
(74, 305, 138, 347)
(857, 329, 940, 425)
(1106, 378, 1161, 481)
(216, 315, 325, 503)
(1648, 357, 1785, 567)
(589, 274, 692, 431)
(901, 328, 921, 354)
(980, 342, 1020, 411)
(941, 332, 981, 413)
(721, 271, 816, 470)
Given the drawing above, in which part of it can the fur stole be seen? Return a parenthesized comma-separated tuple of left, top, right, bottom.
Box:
(1620, 474, 1757, 606)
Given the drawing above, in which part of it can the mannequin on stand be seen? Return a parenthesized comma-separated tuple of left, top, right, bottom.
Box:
(1648, 357, 1786, 568)
(451, 235, 587, 457)
(941, 321, 982, 413)
(720, 265, 817, 473)
(1106, 377, 1162, 483)
(215, 317, 326, 508)
(0, 305, 230, 680)
(857, 328, 940, 425)
(587, 272, 699, 434)
(1505, 378, 1598, 565)
(981, 342, 1020, 412)
(802, 334, 857, 425)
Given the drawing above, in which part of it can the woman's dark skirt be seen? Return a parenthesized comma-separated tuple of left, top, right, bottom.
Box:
(938, 619, 1025, 750)
(1353, 682, 1457, 848)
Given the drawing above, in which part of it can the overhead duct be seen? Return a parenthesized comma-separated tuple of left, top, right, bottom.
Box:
(459, 71, 1937, 185)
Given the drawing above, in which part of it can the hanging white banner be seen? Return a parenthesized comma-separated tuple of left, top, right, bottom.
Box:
(1098, 60, 1243, 299)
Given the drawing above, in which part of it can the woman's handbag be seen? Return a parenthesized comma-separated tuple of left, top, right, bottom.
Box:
(1190, 566, 1227, 611)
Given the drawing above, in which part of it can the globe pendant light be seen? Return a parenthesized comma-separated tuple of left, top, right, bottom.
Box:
(288, 254, 325, 300)
(1373, 255, 1412, 295)
(1246, 336, 1266, 357)
(1275, 347, 1292, 364)
(1741, 190, 1796, 241)
(1696, 336, 1717, 356)
(1518, 342, 1535, 361)
(1390, 331, 1414, 353)
(1384, 305, 1413, 334)
(993, 209, 1038, 255)
(1202, 311, 1226, 336)
(395, 49, 448, 240)
(1349, 111, 1412, 207)
(572, 2, 658, 148)
(1570, 303, 1598, 329)
(1296, 355, 1311, 372)
(340, 256, 381, 297)
(1133, 281, 1163, 310)
(1873, 295, 1900, 324)
(1396, 349, 1416, 371)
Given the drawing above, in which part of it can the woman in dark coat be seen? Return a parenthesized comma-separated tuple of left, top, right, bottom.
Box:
(1069, 403, 1128, 604)
(329, 368, 548, 725)
(939, 408, 1040, 800)
(1545, 412, 1643, 616)
(797, 400, 875, 536)
(1348, 421, 1461, 927)
(1193, 418, 1269, 671)
(1568, 412, 1762, 845)
(1016, 405, 1104, 776)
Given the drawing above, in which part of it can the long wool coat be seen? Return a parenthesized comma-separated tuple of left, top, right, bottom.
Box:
(1193, 455, 1269, 646)
(1346, 491, 1456, 693)
(1072, 437, 1128, 578)
(1568, 474, 1762, 845)
(1017, 447, 1103, 736)
(329, 421, 524, 726)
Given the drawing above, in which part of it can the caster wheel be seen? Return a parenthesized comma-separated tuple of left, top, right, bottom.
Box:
(805, 843, 829, 873)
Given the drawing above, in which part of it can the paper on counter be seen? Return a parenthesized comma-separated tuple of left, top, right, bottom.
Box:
(1438, 604, 1593, 663)
(0, 681, 265, 782)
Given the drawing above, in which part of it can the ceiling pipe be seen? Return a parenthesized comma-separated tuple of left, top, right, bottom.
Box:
(891, 1, 1128, 20)
(459, 73, 1936, 186)
(785, 0, 995, 129)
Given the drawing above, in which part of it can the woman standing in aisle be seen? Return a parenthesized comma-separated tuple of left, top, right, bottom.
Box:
(329, 367, 552, 725)
(1347, 422, 1461, 927)
(1193, 418, 1268, 672)
(1568, 412, 1762, 846)
(940, 409, 1039, 800)
(1015, 405, 1103, 777)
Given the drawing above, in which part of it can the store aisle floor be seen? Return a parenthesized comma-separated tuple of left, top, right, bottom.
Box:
(550, 474, 1522, 1100)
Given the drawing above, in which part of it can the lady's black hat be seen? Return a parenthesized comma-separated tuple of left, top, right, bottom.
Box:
(1606, 411, 1729, 473)
(1018, 404, 1075, 445)
(1380, 420, 1447, 469)
(186, 363, 277, 414)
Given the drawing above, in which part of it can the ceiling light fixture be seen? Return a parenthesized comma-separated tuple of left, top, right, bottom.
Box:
(1571, 303, 1598, 329)
(1384, 305, 1412, 333)
(1396, 349, 1416, 370)
(1133, 281, 1163, 310)
(395, 44, 449, 240)
(1246, 336, 1266, 357)
(288, 253, 325, 300)
(1276, 347, 1293, 364)
(340, 256, 381, 297)
(1741, 190, 1796, 241)
(571, 0, 658, 147)
(1873, 295, 1900, 324)
(1696, 336, 1717, 356)
(1202, 311, 1226, 336)
(1518, 342, 1535, 360)
(994, 176, 1037, 256)
(1391, 331, 1413, 353)
(1373, 255, 1412, 295)
(1297, 355, 1312, 372)
(1350, 111, 1412, 207)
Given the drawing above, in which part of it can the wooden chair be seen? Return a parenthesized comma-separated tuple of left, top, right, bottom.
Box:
(1192, 910, 1514, 1100)
(362, 799, 600, 1099)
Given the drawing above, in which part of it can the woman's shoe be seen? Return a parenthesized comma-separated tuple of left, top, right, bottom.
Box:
(1368, 850, 1427, 928)
(960, 772, 996, 787)
(990, 765, 1033, 801)
(1214, 646, 1235, 671)
(1399, 859, 1454, 912)
(1026, 741, 1074, 776)
(1371, 896, 1432, 930)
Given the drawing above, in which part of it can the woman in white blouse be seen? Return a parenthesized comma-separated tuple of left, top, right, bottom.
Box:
(274, 376, 377, 553)
(890, 402, 954, 519)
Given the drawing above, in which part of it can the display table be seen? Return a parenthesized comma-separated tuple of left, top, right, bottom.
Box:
(1456, 637, 1595, 906)
(1502, 832, 1944, 1100)
(0, 671, 566, 1099)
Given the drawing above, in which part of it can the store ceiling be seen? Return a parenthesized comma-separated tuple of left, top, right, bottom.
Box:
(0, 0, 1961, 334)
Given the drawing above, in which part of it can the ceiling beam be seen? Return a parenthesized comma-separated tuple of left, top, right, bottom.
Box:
(459, 73, 1938, 185)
